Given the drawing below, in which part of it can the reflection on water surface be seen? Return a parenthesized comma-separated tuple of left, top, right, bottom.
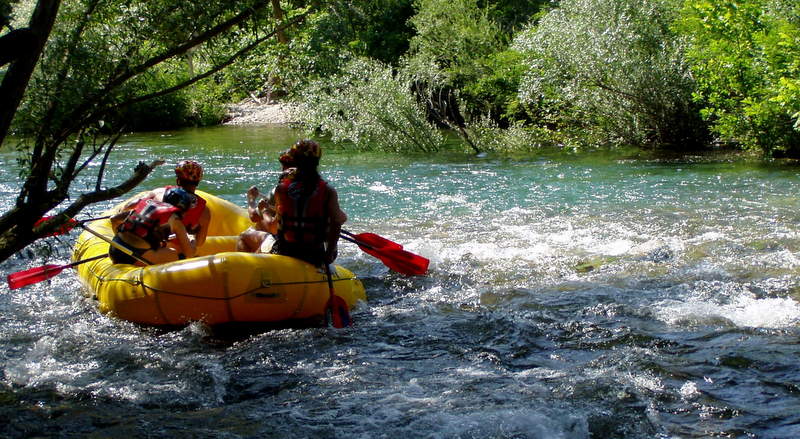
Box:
(2, 125, 800, 438)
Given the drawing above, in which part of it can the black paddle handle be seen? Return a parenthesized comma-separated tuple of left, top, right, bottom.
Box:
(69, 253, 107, 268)
(339, 234, 375, 250)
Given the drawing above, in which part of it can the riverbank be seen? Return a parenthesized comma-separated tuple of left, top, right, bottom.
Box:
(224, 99, 298, 125)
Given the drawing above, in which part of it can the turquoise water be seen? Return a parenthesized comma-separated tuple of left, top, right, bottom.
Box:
(2, 125, 800, 438)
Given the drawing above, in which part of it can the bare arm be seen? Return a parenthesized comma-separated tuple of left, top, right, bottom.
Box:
(325, 187, 347, 264)
(193, 207, 210, 247)
(255, 208, 278, 235)
(110, 210, 129, 230)
(168, 215, 195, 258)
(328, 187, 347, 226)
(249, 185, 278, 235)
(246, 186, 261, 223)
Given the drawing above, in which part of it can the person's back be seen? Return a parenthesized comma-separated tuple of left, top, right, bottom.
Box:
(271, 140, 347, 265)
(109, 187, 195, 265)
(272, 169, 330, 265)
(135, 160, 210, 249)
(116, 198, 179, 249)
(170, 160, 210, 247)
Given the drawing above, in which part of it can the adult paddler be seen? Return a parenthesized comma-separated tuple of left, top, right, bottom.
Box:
(108, 187, 195, 265)
(244, 139, 347, 266)
(119, 160, 211, 253)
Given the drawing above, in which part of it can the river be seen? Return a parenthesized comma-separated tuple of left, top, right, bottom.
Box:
(2, 125, 800, 438)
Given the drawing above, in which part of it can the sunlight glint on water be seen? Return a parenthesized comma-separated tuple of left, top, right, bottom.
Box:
(2, 126, 800, 438)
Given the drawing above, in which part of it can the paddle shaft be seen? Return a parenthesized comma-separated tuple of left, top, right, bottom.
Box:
(65, 253, 107, 268)
(70, 215, 111, 224)
(339, 234, 374, 249)
(324, 263, 339, 328)
(79, 223, 153, 265)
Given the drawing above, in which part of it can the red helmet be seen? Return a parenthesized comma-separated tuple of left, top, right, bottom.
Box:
(175, 160, 203, 184)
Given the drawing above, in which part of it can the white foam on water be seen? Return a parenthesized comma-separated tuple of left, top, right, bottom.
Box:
(497, 206, 539, 217)
(2, 315, 233, 407)
(655, 295, 800, 328)
(687, 231, 727, 244)
(627, 369, 666, 394)
(680, 381, 700, 400)
(359, 374, 590, 439)
(757, 249, 800, 270)
(4, 336, 98, 390)
(596, 238, 635, 256)
(433, 194, 469, 205)
(368, 182, 393, 193)
(630, 237, 683, 255)
(431, 407, 589, 439)
(444, 241, 546, 264)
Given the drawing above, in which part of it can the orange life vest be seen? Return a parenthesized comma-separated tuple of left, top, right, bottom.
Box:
(118, 199, 179, 249)
(274, 178, 329, 248)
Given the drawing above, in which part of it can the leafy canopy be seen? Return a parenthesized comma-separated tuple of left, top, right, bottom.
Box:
(0, 0, 302, 264)
(295, 57, 444, 152)
(514, 0, 706, 149)
(677, 0, 800, 155)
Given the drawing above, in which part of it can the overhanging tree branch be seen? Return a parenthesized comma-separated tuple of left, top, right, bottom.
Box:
(57, 1, 273, 142)
(59, 159, 166, 220)
(110, 13, 307, 110)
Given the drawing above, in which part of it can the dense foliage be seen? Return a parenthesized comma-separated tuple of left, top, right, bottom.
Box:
(514, 0, 708, 150)
(295, 57, 444, 152)
(217, 0, 417, 104)
(677, 0, 800, 156)
(7, 0, 799, 156)
(404, 0, 509, 124)
(278, 0, 798, 157)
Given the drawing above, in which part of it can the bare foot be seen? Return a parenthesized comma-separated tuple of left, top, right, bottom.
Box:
(257, 197, 269, 215)
(246, 186, 260, 209)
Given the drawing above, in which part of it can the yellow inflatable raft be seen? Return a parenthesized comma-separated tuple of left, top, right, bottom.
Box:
(71, 189, 366, 326)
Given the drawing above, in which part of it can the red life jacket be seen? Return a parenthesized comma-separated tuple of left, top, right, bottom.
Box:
(165, 185, 206, 234)
(118, 199, 180, 249)
(275, 178, 329, 247)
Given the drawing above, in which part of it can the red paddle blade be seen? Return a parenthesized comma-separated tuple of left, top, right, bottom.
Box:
(340, 230, 430, 276)
(365, 246, 429, 276)
(34, 217, 80, 237)
(326, 295, 352, 328)
(349, 232, 403, 251)
(7, 264, 65, 289)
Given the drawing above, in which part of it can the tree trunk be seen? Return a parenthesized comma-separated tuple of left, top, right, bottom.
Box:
(0, 29, 37, 67)
(270, 0, 288, 44)
(0, 2, 309, 265)
(0, 0, 61, 143)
